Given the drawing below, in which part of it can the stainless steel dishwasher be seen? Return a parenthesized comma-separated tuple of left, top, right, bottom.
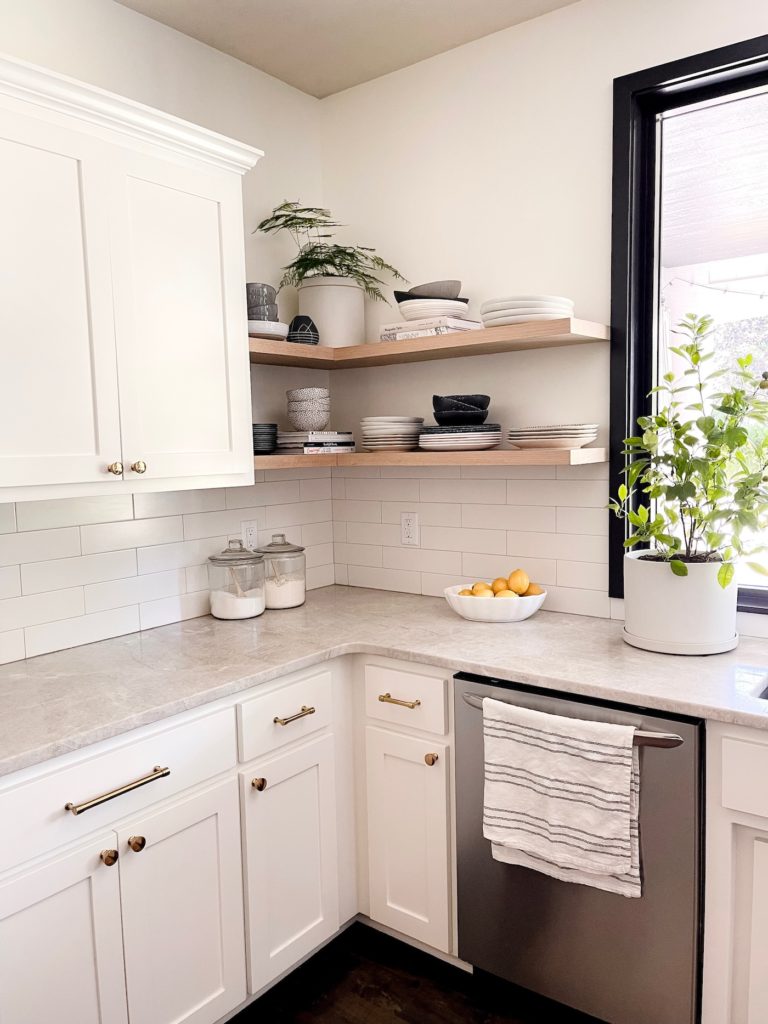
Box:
(454, 672, 704, 1024)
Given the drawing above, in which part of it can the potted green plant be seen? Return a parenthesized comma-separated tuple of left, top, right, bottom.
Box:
(609, 313, 768, 654)
(255, 201, 406, 347)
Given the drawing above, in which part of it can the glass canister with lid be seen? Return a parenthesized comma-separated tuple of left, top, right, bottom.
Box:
(207, 539, 265, 620)
(256, 533, 306, 609)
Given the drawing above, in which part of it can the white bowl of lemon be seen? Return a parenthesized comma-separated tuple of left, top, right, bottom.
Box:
(444, 569, 546, 623)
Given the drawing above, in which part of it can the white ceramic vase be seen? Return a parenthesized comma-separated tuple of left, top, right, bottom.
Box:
(298, 276, 365, 347)
(622, 551, 738, 655)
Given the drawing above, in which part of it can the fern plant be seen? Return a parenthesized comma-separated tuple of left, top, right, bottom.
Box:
(609, 314, 768, 587)
(255, 200, 405, 301)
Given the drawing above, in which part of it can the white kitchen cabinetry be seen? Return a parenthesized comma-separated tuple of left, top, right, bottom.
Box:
(0, 54, 260, 501)
(704, 723, 768, 1024)
(240, 734, 340, 993)
(117, 780, 246, 1024)
(366, 726, 451, 952)
(0, 837, 128, 1024)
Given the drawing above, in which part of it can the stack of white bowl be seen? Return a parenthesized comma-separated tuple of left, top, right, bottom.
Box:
(480, 295, 575, 327)
(287, 387, 330, 432)
(360, 416, 424, 451)
(507, 423, 598, 449)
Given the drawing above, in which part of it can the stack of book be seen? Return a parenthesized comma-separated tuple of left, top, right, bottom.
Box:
(379, 316, 483, 342)
(276, 431, 355, 455)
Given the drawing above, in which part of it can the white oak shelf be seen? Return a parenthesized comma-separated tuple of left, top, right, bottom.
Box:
(253, 448, 607, 469)
(249, 318, 608, 370)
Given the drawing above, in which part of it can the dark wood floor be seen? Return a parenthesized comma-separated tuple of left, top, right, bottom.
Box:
(233, 923, 601, 1023)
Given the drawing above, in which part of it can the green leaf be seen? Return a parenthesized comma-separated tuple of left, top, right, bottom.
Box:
(746, 561, 768, 576)
(618, 483, 628, 502)
(717, 562, 735, 589)
(670, 559, 689, 577)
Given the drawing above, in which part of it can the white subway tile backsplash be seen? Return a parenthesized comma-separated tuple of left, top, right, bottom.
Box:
(541, 586, 611, 618)
(383, 547, 462, 574)
(507, 480, 608, 507)
(556, 462, 610, 480)
(556, 561, 609, 591)
(461, 553, 557, 586)
(461, 504, 557, 532)
(334, 563, 349, 585)
(306, 543, 334, 568)
(85, 571, 186, 613)
(347, 565, 421, 594)
(300, 477, 333, 501)
(1, 588, 84, 630)
(420, 572, 473, 597)
(0, 566, 21, 601)
(16, 495, 133, 532)
(459, 465, 557, 479)
(346, 522, 402, 546)
(139, 591, 210, 631)
(307, 564, 335, 590)
(0, 504, 16, 534)
(333, 522, 347, 543)
(331, 477, 346, 499)
(379, 466, 460, 479)
(133, 489, 225, 518)
(0, 527, 80, 567)
(265, 500, 332, 527)
(301, 521, 334, 546)
(344, 478, 420, 501)
(183, 506, 265, 541)
(81, 516, 183, 554)
(185, 565, 209, 594)
(506, 532, 607, 563)
(333, 499, 382, 523)
(556, 506, 609, 536)
(138, 536, 227, 575)
(420, 478, 507, 504)
(334, 543, 383, 567)
(381, 501, 461, 527)
(225, 481, 301, 508)
(22, 550, 137, 595)
(0, 629, 24, 664)
(331, 466, 381, 478)
(421, 526, 507, 555)
(265, 467, 332, 480)
(25, 607, 140, 658)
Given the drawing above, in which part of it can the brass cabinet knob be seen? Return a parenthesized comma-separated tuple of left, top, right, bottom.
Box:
(130, 460, 147, 474)
(424, 753, 439, 767)
(106, 462, 124, 476)
(127, 835, 146, 852)
(251, 777, 268, 791)
(100, 849, 119, 866)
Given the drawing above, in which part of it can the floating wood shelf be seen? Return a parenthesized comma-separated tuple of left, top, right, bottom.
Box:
(249, 318, 609, 370)
(254, 448, 607, 469)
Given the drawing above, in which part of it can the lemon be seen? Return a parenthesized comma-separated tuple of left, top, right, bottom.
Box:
(523, 582, 544, 596)
(458, 588, 474, 597)
(507, 568, 530, 595)
(491, 577, 509, 594)
(494, 589, 517, 598)
(472, 582, 493, 596)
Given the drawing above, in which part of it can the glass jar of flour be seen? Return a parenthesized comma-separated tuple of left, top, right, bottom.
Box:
(256, 533, 306, 609)
(207, 540, 265, 620)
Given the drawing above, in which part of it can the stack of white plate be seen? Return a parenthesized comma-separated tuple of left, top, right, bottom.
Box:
(397, 298, 469, 322)
(480, 295, 574, 327)
(419, 425, 502, 451)
(248, 320, 289, 339)
(360, 417, 424, 451)
(507, 423, 598, 449)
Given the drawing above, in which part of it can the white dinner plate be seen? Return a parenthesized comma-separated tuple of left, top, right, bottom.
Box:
(480, 295, 574, 311)
(481, 307, 572, 318)
(481, 313, 572, 325)
(419, 440, 501, 451)
(508, 437, 597, 449)
(248, 320, 289, 339)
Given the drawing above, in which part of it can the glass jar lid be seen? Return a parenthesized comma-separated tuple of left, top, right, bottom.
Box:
(255, 532, 305, 555)
(208, 539, 264, 566)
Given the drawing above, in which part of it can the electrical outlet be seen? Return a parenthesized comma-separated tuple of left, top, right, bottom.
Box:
(242, 520, 260, 550)
(400, 511, 420, 546)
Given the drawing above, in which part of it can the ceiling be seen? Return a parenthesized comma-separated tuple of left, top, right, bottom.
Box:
(116, 0, 580, 97)
(662, 90, 768, 268)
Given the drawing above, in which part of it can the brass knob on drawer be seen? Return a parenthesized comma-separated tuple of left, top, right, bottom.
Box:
(424, 753, 439, 767)
(106, 462, 124, 476)
(100, 849, 119, 866)
(130, 460, 147, 474)
(127, 835, 146, 852)
(252, 777, 268, 792)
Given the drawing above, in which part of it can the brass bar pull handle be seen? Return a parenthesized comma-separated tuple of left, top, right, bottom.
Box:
(65, 765, 170, 816)
(378, 692, 421, 710)
(273, 705, 316, 727)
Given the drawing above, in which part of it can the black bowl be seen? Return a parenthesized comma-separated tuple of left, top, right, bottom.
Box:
(434, 409, 489, 426)
(432, 394, 490, 412)
(393, 290, 470, 305)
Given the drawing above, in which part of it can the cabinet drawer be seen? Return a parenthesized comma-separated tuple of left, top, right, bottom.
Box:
(0, 707, 236, 875)
(722, 736, 768, 818)
(364, 665, 447, 735)
(238, 671, 332, 762)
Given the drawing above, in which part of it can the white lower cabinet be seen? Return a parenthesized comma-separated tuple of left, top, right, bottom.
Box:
(365, 726, 451, 952)
(240, 734, 340, 993)
(0, 837, 128, 1024)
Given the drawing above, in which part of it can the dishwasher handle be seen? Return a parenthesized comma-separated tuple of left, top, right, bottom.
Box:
(461, 692, 684, 749)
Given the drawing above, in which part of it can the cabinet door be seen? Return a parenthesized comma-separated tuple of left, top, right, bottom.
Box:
(241, 734, 339, 993)
(366, 727, 450, 952)
(0, 108, 122, 488)
(117, 780, 246, 1024)
(109, 150, 252, 483)
(0, 838, 127, 1024)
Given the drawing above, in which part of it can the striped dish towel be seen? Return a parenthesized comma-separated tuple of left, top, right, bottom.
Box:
(482, 697, 641, 897)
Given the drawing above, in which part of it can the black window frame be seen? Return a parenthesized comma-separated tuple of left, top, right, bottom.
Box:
(610, 33, 768, 614)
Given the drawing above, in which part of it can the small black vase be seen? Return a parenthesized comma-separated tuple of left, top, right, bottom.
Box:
(287, 315, 320, 346)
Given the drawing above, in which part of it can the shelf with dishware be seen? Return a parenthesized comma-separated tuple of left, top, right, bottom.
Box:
(253, 447, 607, 469)
(248, 317, 609, 370)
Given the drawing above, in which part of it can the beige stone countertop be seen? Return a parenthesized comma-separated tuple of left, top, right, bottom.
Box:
(2, 585, 768, 777)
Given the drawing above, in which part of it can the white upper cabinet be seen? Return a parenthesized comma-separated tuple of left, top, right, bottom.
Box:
(0, 55, 261, 501)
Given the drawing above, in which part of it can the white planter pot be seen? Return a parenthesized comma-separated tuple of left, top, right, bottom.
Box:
(298, 276, 365, 347)
(622, 552, 738, 655)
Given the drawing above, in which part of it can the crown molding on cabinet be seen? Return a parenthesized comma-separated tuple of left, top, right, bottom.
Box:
(0, 52, 263, 174)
